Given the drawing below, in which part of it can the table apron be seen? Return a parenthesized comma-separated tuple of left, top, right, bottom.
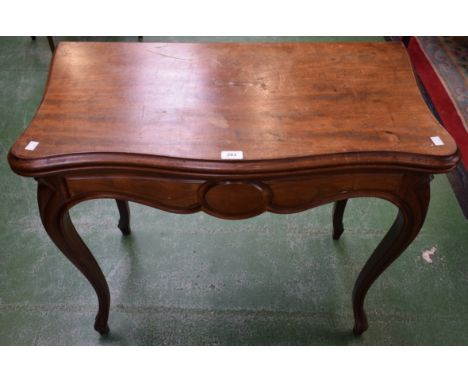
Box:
(36, 169, 431, 220)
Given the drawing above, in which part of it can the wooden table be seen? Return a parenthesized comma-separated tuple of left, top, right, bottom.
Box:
(8, 42, 459, 336)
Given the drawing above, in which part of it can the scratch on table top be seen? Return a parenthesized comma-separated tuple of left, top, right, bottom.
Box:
(146, 49, 190, 61)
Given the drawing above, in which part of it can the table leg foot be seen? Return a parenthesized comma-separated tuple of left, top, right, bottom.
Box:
(37, 178, 111, 335)
(353, 317, 368, 336)
(94, 320, 110, 335)
(116, 199, 131, 236)
(332, 199, 348, 240)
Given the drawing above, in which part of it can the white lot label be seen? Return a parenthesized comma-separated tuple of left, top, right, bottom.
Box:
(221, 151, 244, 160)
(430, 136, 444, 146)
(25, 141, 39, 151)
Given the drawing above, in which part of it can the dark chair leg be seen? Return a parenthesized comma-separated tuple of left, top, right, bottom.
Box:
(332, 199, 348, 240)
(47, 36, 55, 53)
(116, 199, 131, 236)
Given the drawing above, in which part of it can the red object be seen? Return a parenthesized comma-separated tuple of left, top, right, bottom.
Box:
(407, 38, 467, 167)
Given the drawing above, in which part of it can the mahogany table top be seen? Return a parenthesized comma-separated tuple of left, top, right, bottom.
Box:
(9, 42, 458, 175)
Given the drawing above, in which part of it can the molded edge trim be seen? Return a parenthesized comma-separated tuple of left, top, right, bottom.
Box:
(7, 148, 461, 178)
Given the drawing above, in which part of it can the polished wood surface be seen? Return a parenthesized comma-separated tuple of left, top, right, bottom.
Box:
(8, 42, 460, 336)
(10, 42, 458, 175)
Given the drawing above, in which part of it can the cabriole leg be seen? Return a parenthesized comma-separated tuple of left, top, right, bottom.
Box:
(37, 178, 110, 334)
(115, 199, 131, 236)
(332, 199, 348, 240)
(352, 175, 430, 335)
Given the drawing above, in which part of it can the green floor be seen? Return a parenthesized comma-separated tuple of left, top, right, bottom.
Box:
(1, 36, 467, 345)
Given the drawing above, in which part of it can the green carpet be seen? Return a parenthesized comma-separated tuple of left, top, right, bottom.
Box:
(1, 36, 467, 345)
